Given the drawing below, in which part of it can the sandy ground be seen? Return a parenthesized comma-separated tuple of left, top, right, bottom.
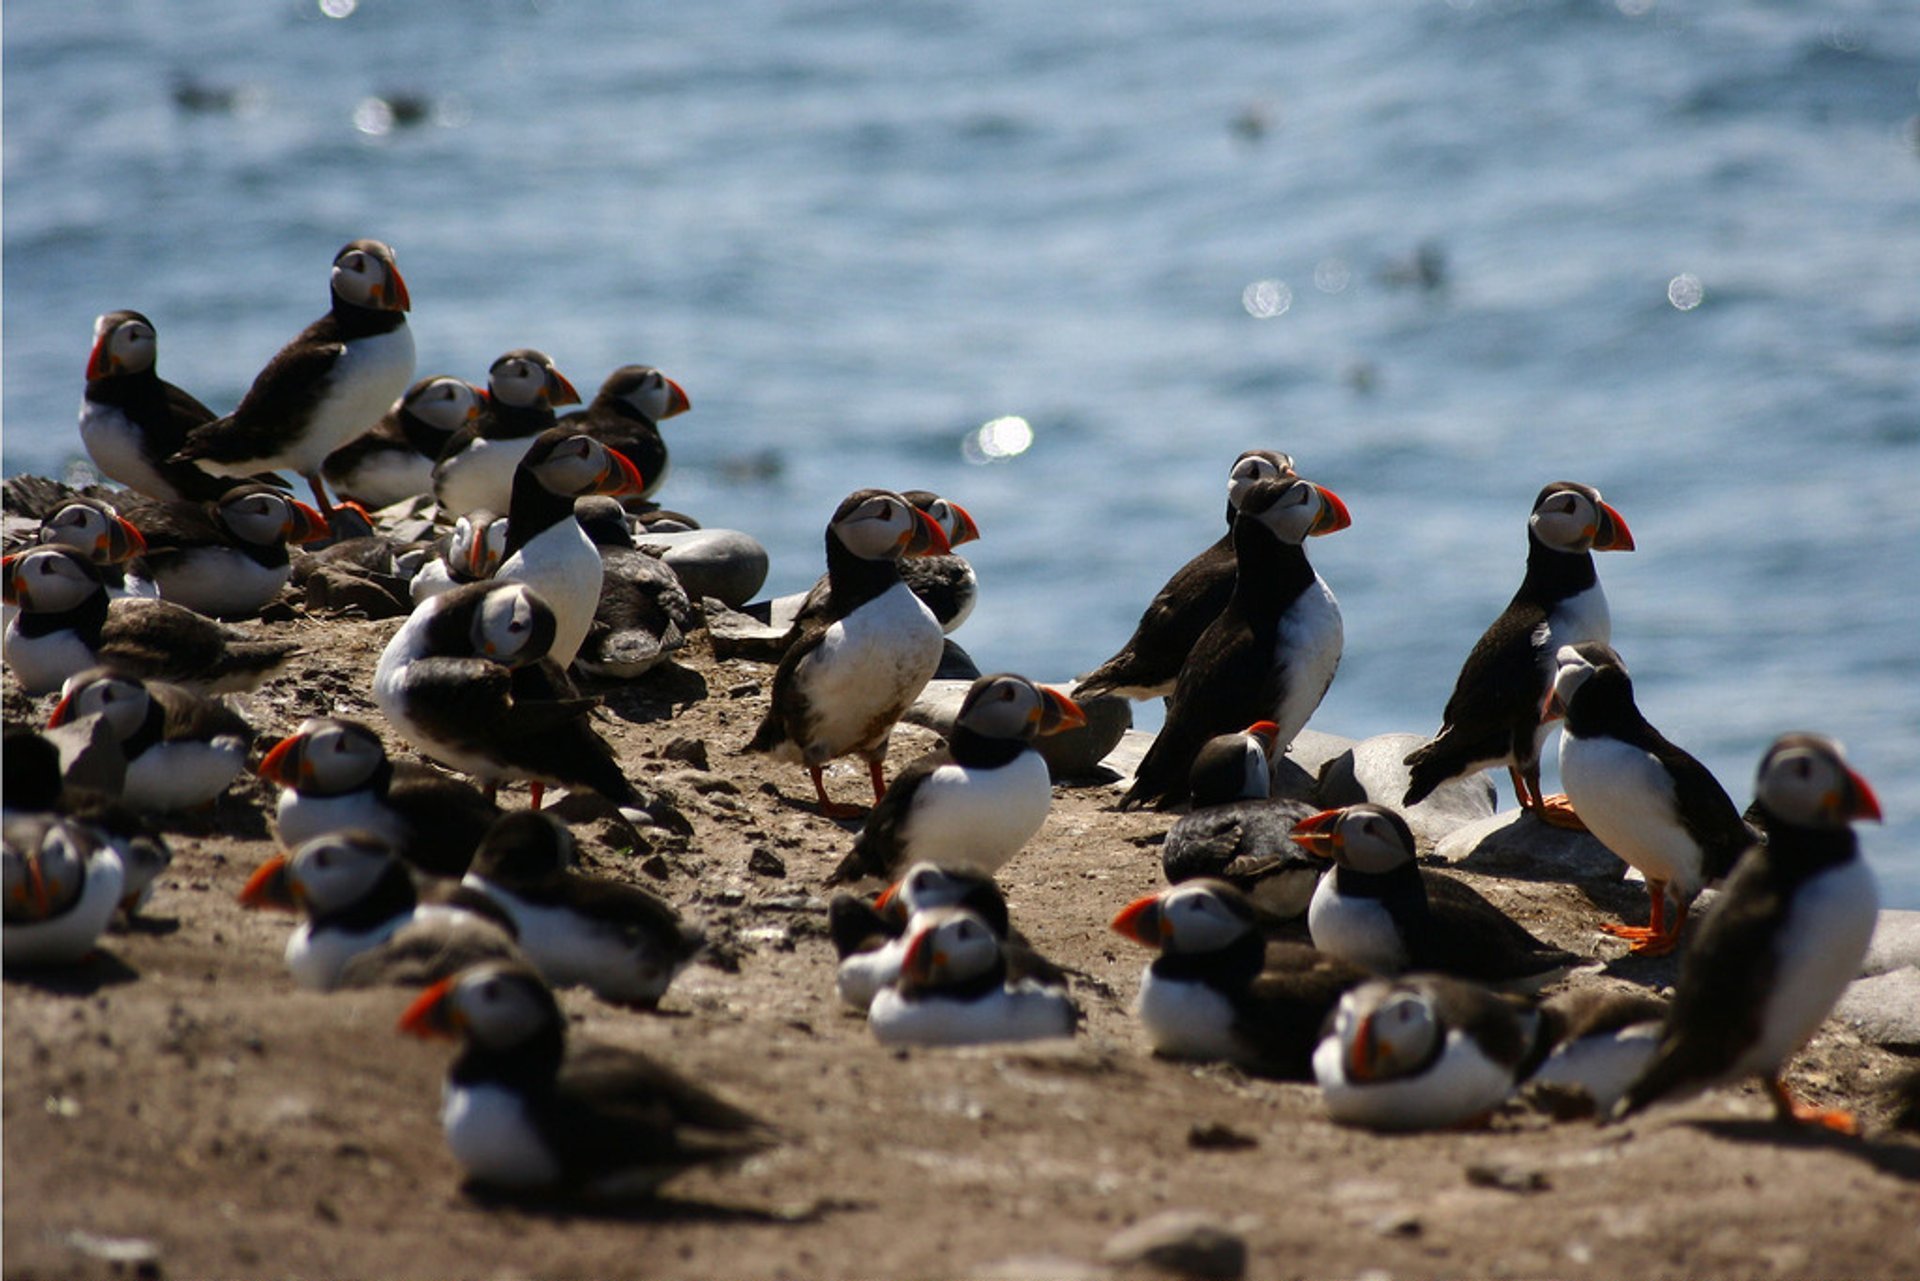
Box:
(5, 604, 1919, 1281)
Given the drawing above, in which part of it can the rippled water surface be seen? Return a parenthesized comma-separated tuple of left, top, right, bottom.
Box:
(6, 0, 1917, 902)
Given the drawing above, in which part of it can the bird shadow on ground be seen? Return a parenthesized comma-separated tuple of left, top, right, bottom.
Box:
(1692, 1118, 1920, 1184)
(456, 1186, 870, 1226)
(589, 663, 710, 727)
(3, 949, 142, 995)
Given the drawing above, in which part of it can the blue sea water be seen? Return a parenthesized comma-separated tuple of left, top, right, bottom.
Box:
(5, 0, 1917, 904)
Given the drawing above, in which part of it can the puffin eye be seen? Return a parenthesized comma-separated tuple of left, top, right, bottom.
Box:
(314, 850, 333, 869)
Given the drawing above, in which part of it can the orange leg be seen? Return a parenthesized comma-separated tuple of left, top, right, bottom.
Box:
(868, 760, 889, 806)
(810, 766, 867, 820)
(1601, 882, 1689, 956)
(1765, 1076, 1858, 1135)
(529, 783, 545, 810)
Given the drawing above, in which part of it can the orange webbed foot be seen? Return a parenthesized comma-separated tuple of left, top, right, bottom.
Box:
(1533, 793, 1587, 830)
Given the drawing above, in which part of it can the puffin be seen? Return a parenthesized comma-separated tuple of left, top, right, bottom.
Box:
(493, 430, 648, 671)
(831, 862, 1065, 1013)
(571, 497, 697, 681)
(1547, 642, 1756, 955)
(1293, 803, 1583, 991)
(171, 238, 415, 519)
(3, 545, 299, 695)
(555, 364, 690, 503)
(408, 509, 508, 604)
(1, 812, 124, 966)
(238, 830, 520, 991)
(1520, 987, 1668, 1116)
(46, 666, 253, 812)
(1074, 449, 1296, 702)
(371, 580, 651, 813)
(256, 715, 501, 879)
(742, 489, 952, 817)
(790, 490, 984, 636)
(824, 672, 1085, 885)
(77, 308, 280, 502)
(867, 906, 1079, 1047)
(324, 374, 483, 512)
(1402, 481, 1634, 822)
(431, 350, 583, 518)
(22, 494, 156, 600)
(119, 483, 330, 618)
(1121, 475, 1350, 810)
(1110, 879, 1367, 1079)
(3, 727, 173, 922)
(397, 961, 780, 1197)
(1160, 720, 1322, 920)
(1315, 973, 1534, 1131)
(460, 811, 706, 1009)
(1615, 733, 1881, 1134)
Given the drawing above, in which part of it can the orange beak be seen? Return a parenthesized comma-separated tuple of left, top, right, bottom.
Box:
(1035, 687, 1087, 736)
(594, 446, 646, 497)
(1348, 1013, 1379, 1082)
(97, 516, 147, 563)
(1110, 894, 1166, 947)
(285, 500, 331, 545)
(2, 555, 23, 607)
(1289, 808, 1345, 859)
(1309, 485, 1353, 536)
(237, 855, 296, 910)
(1592, 501, 1634, 552)
(397, 976, 461, 1039)
(1244, 720, 1281, 756)
(1836, 769, 1883, 824)
(380, 262, 413, 313)
(86, 331, 116, 380)
(661, 378, 692, 419)
(45, 692, 78, 729)
(944, 501, 982, 547)
(18, 852, 53, 920)
(899, 928, 943, 984)
(901, 508, 952, 558)
(255, 733, 308, 787)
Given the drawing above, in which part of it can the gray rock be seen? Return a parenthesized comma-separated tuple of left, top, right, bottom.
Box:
(1316, 732, 1497, 846)
(1101, 1210, 1247, 1281)
(1100, 729, 1159, 790)
(1284, 727, 1357, 781)
(1862, 910, 1920, 977)
(42, 714, 128, 800)
(1432, 809, 1627, 882)
(636, 528, 769, 607)
(1836, 966, 1920, 1050)
(702, 600, 791, 662)
(970, 1258, 1106, 1281)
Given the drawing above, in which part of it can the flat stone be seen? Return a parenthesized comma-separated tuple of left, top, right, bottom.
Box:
(1102, 1210, 1247, 1281)
(1862, 910, 1920, 977)
(1100, 729, 1159, 790)
(1316, 732, 1497, 846)
(1836, 966, 1920, 1050)
(1284, 727, 1357, 781)
(970, 1257, 1106, 1281)
(42, 714, 128, 801)
(636, 528, 769, 607)
(702, 600, 791, 662)
(1432, 809, 1627, 882)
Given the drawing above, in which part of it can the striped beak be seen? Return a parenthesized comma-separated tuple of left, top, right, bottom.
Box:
(543, 367, 583, 408)
(1592, 501, 1634, 552)
(398, 977, 463, 1039)
(1288, 808, 1346, 859)
(1034, 687, 1087, 736)
(285, 500, 331, 545)
(1832, 768, 1883, 824)
(237, 855, 297, 911)
(901, 508, 952, 558)
(255, 733, 309, 788)
(1110, 894, 1166, 947)
(1309, 485, 1353, 536)
(594, 446, 646, 497)
(660, 378, 692, 419)
(1348, 1012, 1380, 1082)
(943, 501, 982, 547)
(379, 262, 413, 313)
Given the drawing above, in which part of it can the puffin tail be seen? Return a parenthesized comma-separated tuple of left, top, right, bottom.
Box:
(1400, 737, 1456, 808)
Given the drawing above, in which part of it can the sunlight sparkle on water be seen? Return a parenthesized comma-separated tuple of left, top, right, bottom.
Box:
(963, 416, 1034, 464)
(1667, 273, 1705, 311)
(1243, 279, 1293, 318)
(319, 0, 357, 18)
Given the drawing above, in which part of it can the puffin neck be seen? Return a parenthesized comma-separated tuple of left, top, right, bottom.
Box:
(16, 583, 109, 642)
(449, 1020, 566, 1094)
(117, 699, 170, 760)
(901, 950, 1008, 1003)
(1514, 534, 1598, 607)
(328, 297, 408, 343)
(503, 468, 579, 556)
(1151, 926, 1265, 992)
(1564, 669, 1653, 742)
(1750, 811, 1860, 881)
(309, 858, 418, 933)
(821, 533, 905, 619)
(947, 725, 1029, 770)
(1227, 518, 1315, 628)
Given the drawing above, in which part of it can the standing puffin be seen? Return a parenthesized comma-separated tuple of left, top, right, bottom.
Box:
(397, 961, 780, 1197)
(1161, 720, 1322, 920)
(257, 716, 501, 879)
(1402, 481, 1634, 822)
(77, 309, 279, 502)
(461, 811, 706, 1010)
(1314, 973, 1535, 1131)
(790, 490, 984, 637)
(3, 545, 300, 695)
(120, 483, 330, 618)
(431, 350, 583, 518)
(171, 239, 415, 519)
(493, 430, 647, 671)
(1615, 733, 1881, 1133)
(743, 489, 952, 817)
(1111, 879, 1368, 1079)
(1547, 642, 1756, 955)
(1074, 449, 1296, 702)
(1121, 475, 1350, 810)
(1293, 803, 1582, 991)
(867, 906, 1079, 1047)
(825, 672, 1084, 885)
(371, 580, 649, 813)
(324, 374, 483, 512)
(47, 666, 253, 812)
(556, 364, 690, 504)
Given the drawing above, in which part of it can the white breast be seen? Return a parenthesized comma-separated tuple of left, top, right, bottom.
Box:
(441, 1081, 559, 1188)
(1307, 876, 1409, 975)
(836, 937, 909, 1011)
(298, 325, 417, 471)
(868, 982, 1077, 1046)
(372, 608, 506, 781)
(1547, 582, 1610, 651)
(895, 751, 1053, 876)
(1, 849, 124, 967)
(433, 436, 540, 517)
(463, 877, 680, 1004)
(1135, 967, 1244, 1061)
(496, 520, 604, 670)
(77, 400, 178, 499)
(121, 738, 248, 812)
(791, 583, 943, 764)
(1526, 1021, 1662, 1114)
(1558, 732, 1705, 894)
(2, 621, 98, 696)
(1733, 857, 1879, 1078)
(334, 450, 432, 511)
(274, 787, 407, 851)
(150, 551, 289, 619)
(285, 914, 406, 991)
(1315, 1029, 1518, 1131)
(1268, 574, 1343, 753)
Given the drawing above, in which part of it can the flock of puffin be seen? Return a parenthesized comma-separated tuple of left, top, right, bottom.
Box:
(1, 236, 1889, 1200)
